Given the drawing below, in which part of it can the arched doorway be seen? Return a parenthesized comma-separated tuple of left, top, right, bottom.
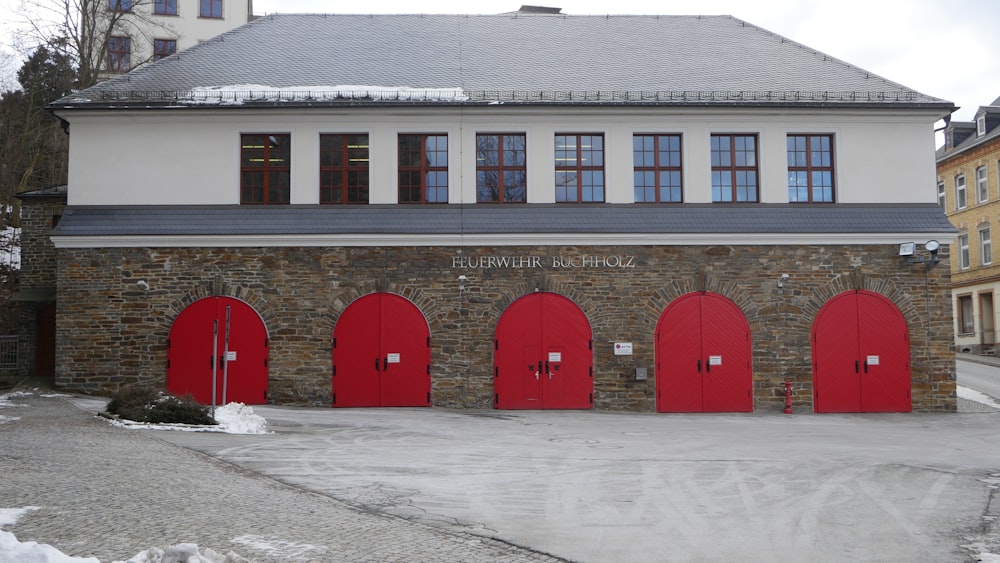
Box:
(494, 292, 593, 409)
(167, 296, 269, 405)
(655, 292, 753, 412)
(332, 293, 431, 407)
(812, 290, 911, 412)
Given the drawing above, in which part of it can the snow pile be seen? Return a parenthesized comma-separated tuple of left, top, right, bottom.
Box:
(108, 402, 269, 435)
(112, 543, 248, 563)
(0, 226, 19, 269)
(0, 530, 100, 563)
(183, 84, 468, 105)
(0, 390, 29, 424)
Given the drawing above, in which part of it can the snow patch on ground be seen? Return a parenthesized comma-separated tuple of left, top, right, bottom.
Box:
(111, 543, 248, 563)
(231, 535, 325, 558)
(958, 385, 1000, 408)
(107, 402, 270, 434)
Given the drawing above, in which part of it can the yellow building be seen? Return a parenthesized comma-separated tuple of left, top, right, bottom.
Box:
(938, 96, 1000, 352)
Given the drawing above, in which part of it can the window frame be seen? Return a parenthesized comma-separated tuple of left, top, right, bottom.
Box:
(476, 133, 527, 204)
(938, 180, 946, 207)
(109, 0, 132, 11)
(240, 133, 291, 205)
(959, 233, 971, 270)
(633, 134, 683, 203)
(153, 0, 177, 15)
(958, 294, 975, 335)
(554, 133, 605, 203)
(786, 134, 835, 203)
(152, 38, 177, 61)
(711, 133, 759, 203)
(199, 0, 223, 18)
(397, 133, 448, 204)
(106, 35, 131, 73)
(978, 115, 987, 137)
(981, 226, 993, 266)
(955, 174, 967, 210)
(319, 134, 370, 204)
(977, 166, 989, 203)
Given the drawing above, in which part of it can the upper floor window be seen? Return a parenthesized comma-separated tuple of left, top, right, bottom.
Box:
(977, 166, 989, 203)
(978, 115, 987, 137)
(398, 134, 447, 203)
(154, 0, 177, 14)
(787, 134, 834, 203)
(109, 0, 132, 11)
(981, 227, 993, 266)
(476, 134, 526, 203)
(153, 39, 176, 61)
(633, 134, 682, 203)
(959, 234, 970, 269)
(956, 174, 967, 210)
(937, 181, 945, 207)
(200, 0, 222, 18)
(320, 134, 369, 204)
(240, 134, 290, 204)
(555, 134, 604, 202)
(107, 36, 131, 73)
(711, 134, 758, 202)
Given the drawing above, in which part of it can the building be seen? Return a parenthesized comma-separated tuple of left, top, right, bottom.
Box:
(938, 96, 1000, 354)
(99, 0, 253, 75)
(45, 11, 957, 412)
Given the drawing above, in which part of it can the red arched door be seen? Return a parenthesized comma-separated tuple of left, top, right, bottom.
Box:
(494, 292, 593, 409)
(332, 293, 431, 407)
(655, 292, 753, 412)
(167, 297, 269, 405)
(812, 290, 911, 412)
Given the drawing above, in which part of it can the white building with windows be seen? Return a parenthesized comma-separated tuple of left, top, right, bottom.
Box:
(101, 0, 252, 74)
(46, 10, 958, 412)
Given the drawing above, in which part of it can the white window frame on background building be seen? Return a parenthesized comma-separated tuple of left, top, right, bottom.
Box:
(956, 174, 967, 209)
(938, 180, 945, 207)
(978, 115, 987, 137)
(958, 294, 975, 334)
(959, 233, 971, 269)
(981, 226, 993, 266)
(977, 166, 989, 203)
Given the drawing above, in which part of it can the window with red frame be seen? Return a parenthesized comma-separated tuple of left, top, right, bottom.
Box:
(787, 134, 835, 203)
(154, 0, 177, 14)
(398, 134, 448, 203)
(711, 134, 758, 202)
(200, 0, 222, 18)
(153, 39, 176, 61)
(555, 134, 604, 202)
(476, 134, 526, 203)
(241, 134, 291, 204)
(633, 134, 682, 202)
(107, 36, 131, 73)
(320, 134, 369, 204)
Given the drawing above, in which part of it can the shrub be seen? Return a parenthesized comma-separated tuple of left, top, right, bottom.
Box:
(106, 385, 216, 425)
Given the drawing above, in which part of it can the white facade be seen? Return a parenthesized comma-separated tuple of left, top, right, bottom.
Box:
(66, 106, 942, 207)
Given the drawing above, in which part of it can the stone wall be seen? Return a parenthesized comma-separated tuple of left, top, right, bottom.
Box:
(54, 243, 957, 412)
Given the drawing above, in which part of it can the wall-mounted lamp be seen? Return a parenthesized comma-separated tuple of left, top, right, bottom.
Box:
(458, 275, 468, 293)
(900, 240, 940, 269)
(777, 273, 790, 288)
(136, 280, 149, 290)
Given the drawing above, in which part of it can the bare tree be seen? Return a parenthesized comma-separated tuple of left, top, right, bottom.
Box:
(14, 0, 178, 89)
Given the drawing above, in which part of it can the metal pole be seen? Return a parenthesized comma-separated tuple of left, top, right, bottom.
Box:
(222, 305, 231, 405)
(211, 319, 218, 416)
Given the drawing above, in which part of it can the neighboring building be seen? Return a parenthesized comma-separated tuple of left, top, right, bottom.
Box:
(99, 0, 253, 75)
(938, 96, 1000, 354)
(46, 12, 957, 412)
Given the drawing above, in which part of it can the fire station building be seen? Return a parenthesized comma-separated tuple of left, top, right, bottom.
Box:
(46, 11, 957, 412)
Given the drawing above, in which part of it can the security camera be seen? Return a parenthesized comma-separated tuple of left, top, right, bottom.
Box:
(458, 275, 468, 281)
(779, 274, 790, 281)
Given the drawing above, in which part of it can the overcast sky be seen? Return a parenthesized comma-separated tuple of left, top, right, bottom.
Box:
(0, 0, 997, 122)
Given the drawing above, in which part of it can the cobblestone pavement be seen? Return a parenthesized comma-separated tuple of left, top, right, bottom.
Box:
(0, 394, 565, 562)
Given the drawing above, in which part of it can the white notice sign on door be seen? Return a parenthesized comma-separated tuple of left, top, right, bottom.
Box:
(548, 352, 562, 362)
(867, 355, 880, 365)
(387, 353, 401, 364)
(709, 355, 722, 365)
(225, 351, 237, 362)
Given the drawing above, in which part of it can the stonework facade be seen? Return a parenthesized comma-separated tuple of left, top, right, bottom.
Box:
(54, 243, 957, 412)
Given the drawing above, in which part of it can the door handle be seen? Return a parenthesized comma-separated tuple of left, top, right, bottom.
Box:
(855, 360, 859, 373)
(375, 358, 380, 372)
(697, 359, 702, 372)
(384, 357, 388, 371)
(706, 359, 711, 374)
(863, 359, 868, 374)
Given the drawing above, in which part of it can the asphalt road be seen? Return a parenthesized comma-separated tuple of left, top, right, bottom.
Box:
(958, 357, 1000, 400)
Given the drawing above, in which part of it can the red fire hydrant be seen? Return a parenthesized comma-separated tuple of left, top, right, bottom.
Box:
(783, 381, 794, 414)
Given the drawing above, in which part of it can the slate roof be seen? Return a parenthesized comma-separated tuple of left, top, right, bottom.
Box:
(51, 13, 951, 110)
(52, 204, 955, 237)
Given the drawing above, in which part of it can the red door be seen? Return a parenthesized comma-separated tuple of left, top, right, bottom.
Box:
(494, 292, 593, 409)
(813, 290, 911, 413)
(167, 297, 269, 405)
(332, 293, 431, 407)
(655, 292, 753, 412)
